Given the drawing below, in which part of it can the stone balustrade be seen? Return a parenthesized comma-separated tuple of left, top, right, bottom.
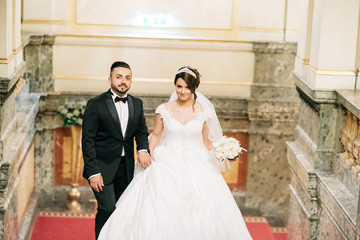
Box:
(287, 87, 360, 239)
(340, 110, 360, 176)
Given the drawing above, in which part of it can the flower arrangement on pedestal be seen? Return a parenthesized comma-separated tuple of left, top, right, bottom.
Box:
(57, 101, 87, 211)
(57, 102, 86, 126)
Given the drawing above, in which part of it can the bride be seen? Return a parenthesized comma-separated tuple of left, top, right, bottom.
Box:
(98, 66, 253, 240)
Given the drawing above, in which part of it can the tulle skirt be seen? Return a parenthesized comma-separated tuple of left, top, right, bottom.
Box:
(98, 145, 253, 240)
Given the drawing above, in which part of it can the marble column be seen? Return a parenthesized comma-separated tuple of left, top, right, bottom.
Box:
(0, 0, 23, 81)
(24, 35, 55, 93)
(295, 0, 359, 89)
(245, 42, 299, 222)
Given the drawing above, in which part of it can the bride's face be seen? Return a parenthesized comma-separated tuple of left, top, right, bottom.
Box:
(175, 78, 192, 101)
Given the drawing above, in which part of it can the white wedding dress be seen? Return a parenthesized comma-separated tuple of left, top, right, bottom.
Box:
(98, 104, 253, 240)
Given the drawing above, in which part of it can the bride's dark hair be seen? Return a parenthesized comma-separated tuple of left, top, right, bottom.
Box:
(174, 66, 201, 109)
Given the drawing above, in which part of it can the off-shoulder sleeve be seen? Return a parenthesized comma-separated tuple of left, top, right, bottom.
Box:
(155, 104, 166, 119)
(199, 106, 212, 122)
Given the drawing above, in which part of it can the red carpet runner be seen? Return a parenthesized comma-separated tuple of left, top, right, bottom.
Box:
(30, 212, 286, 240)
(30, 212, 95, 240)
(271, 227, 288, 240)
(244, 216, 276, 240)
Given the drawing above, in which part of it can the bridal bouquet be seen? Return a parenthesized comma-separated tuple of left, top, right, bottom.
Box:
(209, 136, 247, 171)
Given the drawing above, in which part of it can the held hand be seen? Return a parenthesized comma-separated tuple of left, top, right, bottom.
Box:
(137, 151, 151, 168)
(228, 156, 239, 162)
(89, 174, 104, 192)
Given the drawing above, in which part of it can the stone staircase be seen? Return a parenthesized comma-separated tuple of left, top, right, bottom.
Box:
(0, 76, 42, 239)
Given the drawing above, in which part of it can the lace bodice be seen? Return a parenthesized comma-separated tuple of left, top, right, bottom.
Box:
(155, 104, 210, 151)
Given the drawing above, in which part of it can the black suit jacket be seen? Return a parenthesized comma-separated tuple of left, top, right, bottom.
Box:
(82, 90, 149, 184)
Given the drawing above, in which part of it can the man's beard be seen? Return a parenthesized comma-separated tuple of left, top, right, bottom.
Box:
(112, 84, 129, 95)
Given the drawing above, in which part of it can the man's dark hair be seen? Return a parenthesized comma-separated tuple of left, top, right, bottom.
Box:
(110, 61, 131, 76)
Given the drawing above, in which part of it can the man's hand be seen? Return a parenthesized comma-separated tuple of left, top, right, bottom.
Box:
(137, 151, 152, 168)
(89, 174, 104, 192)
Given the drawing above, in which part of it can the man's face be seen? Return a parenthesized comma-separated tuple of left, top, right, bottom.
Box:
(108, 67, 132, 96)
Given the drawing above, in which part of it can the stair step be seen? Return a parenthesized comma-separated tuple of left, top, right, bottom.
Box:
(244, 216, 276, 240)
(271, 227, 287, 240)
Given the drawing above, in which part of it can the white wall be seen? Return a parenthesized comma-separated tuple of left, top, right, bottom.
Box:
(22, 0, 300, 41)
(76, 0, 232, 29)
(22, 0, 300, 95)
(53, 36, 254, 96)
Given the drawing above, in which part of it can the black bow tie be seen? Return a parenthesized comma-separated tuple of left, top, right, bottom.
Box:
(115, 96, 128, 103)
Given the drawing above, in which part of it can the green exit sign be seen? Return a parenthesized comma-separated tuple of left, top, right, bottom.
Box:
(143, 15, 167, 25)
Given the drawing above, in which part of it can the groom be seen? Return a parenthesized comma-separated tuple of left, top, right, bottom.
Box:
(82, 61, 151, 239)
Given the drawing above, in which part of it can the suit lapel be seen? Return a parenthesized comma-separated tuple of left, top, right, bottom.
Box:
(105, 90, 123, 138)
(125, 95, 134, 139)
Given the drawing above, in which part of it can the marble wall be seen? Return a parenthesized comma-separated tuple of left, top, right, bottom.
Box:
(245, 42, 299, 222)
(34, 92, 91, 202)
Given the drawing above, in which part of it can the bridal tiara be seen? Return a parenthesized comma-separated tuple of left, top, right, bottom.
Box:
(176, 68, 197, 78)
